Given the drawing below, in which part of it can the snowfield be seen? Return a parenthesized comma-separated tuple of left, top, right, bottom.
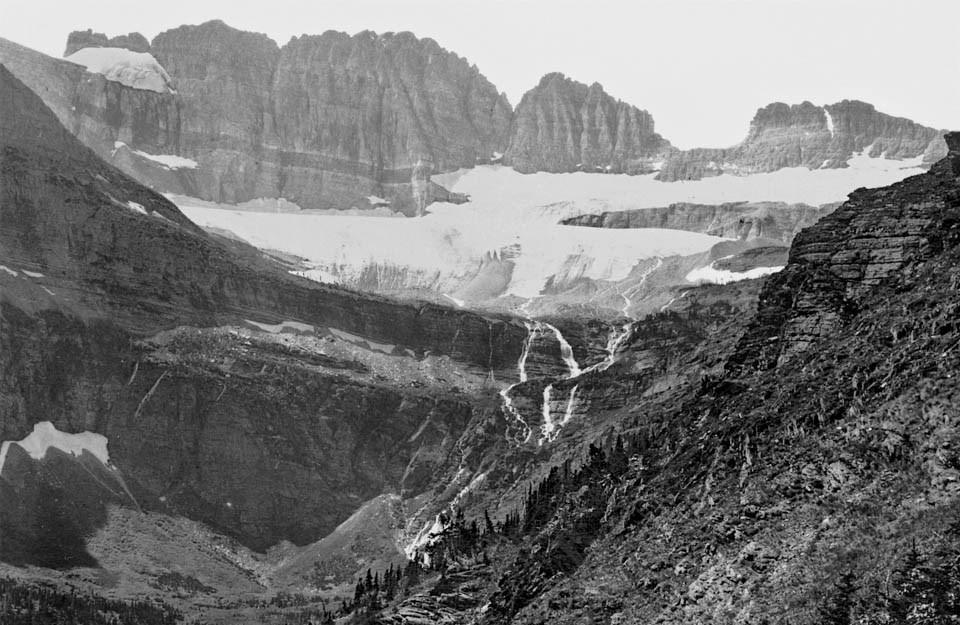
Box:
(175, 147, 926, 304)
(65, 47, 175, 93)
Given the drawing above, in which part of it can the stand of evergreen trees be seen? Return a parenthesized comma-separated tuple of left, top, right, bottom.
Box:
(0, 577, 182, 625)
(819, 538, 960, 625)
(340, 434, 635, 619)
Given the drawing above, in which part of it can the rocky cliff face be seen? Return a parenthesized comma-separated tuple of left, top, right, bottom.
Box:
(64, 29, 151, 55)
(2, 29, 947, 218)
(2, 22, 511, 214)
(0, 63, 528, 550)
(505, 73, 672, 174)
(263, 29, 511, 214)
(82, 21, 509, 214)
(659, 100, 946, 180)
(0, 36, 186, 191)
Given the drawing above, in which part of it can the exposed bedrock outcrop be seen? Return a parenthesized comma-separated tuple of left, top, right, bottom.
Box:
(64, 29, 152, 56)
(658, 100, 946, 180)
(3, 21, 511, 213)
(562, 201, 837, 244)
(0, 307, 479, 551)
(505, 72, 672, 174)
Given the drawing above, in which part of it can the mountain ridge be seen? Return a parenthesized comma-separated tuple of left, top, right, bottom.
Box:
(0, 24, 947, 217)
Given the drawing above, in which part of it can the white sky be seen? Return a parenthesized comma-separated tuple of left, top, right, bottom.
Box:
(1, 0, 958, 149)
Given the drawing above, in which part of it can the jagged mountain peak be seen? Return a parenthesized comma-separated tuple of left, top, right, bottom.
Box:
(747, 100, 824, 129)
(506, 71, 671, 174)
(64, 28, 151, 56)
(0, 20, 514, 213)
(657, 97, 946, 180)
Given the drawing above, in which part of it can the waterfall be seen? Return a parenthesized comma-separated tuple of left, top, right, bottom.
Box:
(543, 322, 581, 377)
(538, 384, 555, 445)
(560, 385, 579, 427)
(505, 299, 633, 446)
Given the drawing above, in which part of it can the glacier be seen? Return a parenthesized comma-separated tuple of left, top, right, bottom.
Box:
(65, 47, 175, 93)
(174, 147, 926, 311)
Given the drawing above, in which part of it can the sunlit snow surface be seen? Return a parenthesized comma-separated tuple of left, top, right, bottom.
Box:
(175, 148, 925, 301)
(65, 47, 175, 93)
(687, 264, 786, 285)
(0, 421, 110, 474)
(114, 141, 198, 169)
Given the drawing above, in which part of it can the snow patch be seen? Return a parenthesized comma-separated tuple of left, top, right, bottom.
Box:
(126, 201, 147, 215)
(328, 327, 364, 344)
(0, 265, 19, 277)
(22, 270, 45, 278)
(65, 47, 174, 93)
(366, 195, 390, 206)
(328, 327, 395, 354)
(686, 264, 785, 285)
(366, 338, 396, 355)
(443, 294, 465, 307)
(0, 421, 110, 474)
(114, 142, 197, 170)
(134, 151, 198, 170)
(245, 319, 315, 334)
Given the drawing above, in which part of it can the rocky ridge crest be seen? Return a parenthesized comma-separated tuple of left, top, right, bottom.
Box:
(505, 72, 672, 174)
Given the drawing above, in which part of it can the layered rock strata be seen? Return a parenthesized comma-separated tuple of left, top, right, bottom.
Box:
(658, 100, 946, 180)
(1, 21, 512, 214)
(505, 72, 672, 174)
(563, 201, 836, 244)
(730, 131, 960, 370)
